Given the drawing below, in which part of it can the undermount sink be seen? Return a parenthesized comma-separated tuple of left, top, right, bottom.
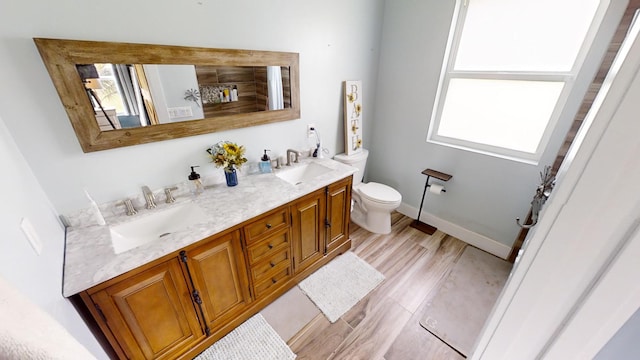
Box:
(110, 203, 208, 254)
(276, 161, 333, 185)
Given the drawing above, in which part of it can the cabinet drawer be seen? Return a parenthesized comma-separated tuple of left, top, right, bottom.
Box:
(249, 249, 291, 283)
(244, 207, 289, 244)
(246, 229, 290, 265)
(253, 266, 292, 299)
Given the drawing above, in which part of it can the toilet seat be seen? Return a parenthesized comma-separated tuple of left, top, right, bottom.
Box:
(358, 182, 402, 204)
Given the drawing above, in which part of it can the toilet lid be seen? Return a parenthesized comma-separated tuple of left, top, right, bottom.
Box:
(358, 182, 402, 204)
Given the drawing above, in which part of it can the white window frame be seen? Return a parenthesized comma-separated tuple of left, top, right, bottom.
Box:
(427, 0, 609, 165)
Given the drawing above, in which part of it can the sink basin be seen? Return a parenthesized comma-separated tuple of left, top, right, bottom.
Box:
(110, 203, 208, 254)
(276, 162, 333, 185)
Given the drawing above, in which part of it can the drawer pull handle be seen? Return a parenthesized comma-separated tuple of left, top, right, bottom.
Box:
(268, 244, 274, 249)
(270, 262, 275, 267)
(272, 279, 277, 284)
(266, 223, 272, 229)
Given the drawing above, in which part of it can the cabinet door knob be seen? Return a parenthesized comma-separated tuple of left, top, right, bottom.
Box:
(268, 243, 273, 249)
(270, 262, 275, 267)
(266, 223, 272, 229)
(272, 279, 277, 284)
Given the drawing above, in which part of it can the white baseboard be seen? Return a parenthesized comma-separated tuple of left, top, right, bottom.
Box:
(397, 203, 511, 259)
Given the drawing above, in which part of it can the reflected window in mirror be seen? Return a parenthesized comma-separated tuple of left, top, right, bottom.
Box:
(78, 63, 154, 131)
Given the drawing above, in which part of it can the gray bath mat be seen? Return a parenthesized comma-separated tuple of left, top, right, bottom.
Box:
(420, 246, 511, 356)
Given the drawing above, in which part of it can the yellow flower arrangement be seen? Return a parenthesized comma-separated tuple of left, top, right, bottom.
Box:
(206, 141, 248, 169)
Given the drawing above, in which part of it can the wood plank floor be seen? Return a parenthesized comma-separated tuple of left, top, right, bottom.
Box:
(288, 212, 477, 360)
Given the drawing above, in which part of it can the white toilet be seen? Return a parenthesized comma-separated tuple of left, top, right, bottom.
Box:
(334, 149, 402, 234)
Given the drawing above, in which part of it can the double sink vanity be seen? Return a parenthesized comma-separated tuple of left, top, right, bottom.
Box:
(65, 158, 355, 359)
(34, 37, 348, 359)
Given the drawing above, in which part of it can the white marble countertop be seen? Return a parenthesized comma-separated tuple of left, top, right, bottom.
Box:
(63, 158, 356, 297)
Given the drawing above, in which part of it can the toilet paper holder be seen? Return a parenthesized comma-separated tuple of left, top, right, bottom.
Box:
(410, 168, 452, 235)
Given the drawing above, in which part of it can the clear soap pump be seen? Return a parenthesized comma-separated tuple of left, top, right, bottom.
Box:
(259, 149, 272, 173)
(188, 166, 205, 195)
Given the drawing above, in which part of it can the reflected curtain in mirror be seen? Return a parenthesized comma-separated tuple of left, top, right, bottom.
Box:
(267, 66, 284, 110)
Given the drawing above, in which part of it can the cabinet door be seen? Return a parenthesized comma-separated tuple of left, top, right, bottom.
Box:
(184, 230, 251, 334)
(326, 177, 352, 254)
(91, 259, 203, 360)
(291, 188, 325, 273)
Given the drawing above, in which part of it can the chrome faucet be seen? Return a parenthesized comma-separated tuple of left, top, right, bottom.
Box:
(164, 186, 177, 203)
(119, 198, 138, 216)
(142, 186, 156, 209)
(272, 157, 283, 169)
(286, 149, 301, 166)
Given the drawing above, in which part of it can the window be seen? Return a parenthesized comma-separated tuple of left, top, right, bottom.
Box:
(428, 0, 606, 164)
(94, 64, 126, 114)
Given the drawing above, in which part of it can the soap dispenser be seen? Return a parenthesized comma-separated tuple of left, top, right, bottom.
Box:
(188, 166, 205, 195)
(259, 149, 272, 173)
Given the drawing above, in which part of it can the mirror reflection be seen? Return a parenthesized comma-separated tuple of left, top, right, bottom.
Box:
(78, 63, 292, 131)
(34, 38, 300, 152)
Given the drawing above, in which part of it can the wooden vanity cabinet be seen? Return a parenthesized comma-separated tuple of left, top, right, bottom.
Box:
(79, 176, 353, 360)
(85, 259, 204, 360)
(180, 229, 251, 336)
(325, 177, 352, 254)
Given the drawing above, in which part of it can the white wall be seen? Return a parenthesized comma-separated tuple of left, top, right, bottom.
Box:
(0, 116, 107, 358)
(370, 0, 625, 247)
(0, 0, 385, 216)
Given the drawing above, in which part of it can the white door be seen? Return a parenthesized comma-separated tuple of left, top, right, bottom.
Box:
(471, 16, 640, 360)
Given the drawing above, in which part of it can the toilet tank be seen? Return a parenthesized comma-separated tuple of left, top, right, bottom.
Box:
(333, 149, 368, 186)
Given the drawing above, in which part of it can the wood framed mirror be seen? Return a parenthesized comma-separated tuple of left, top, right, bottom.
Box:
(34, 38, 300, 152)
